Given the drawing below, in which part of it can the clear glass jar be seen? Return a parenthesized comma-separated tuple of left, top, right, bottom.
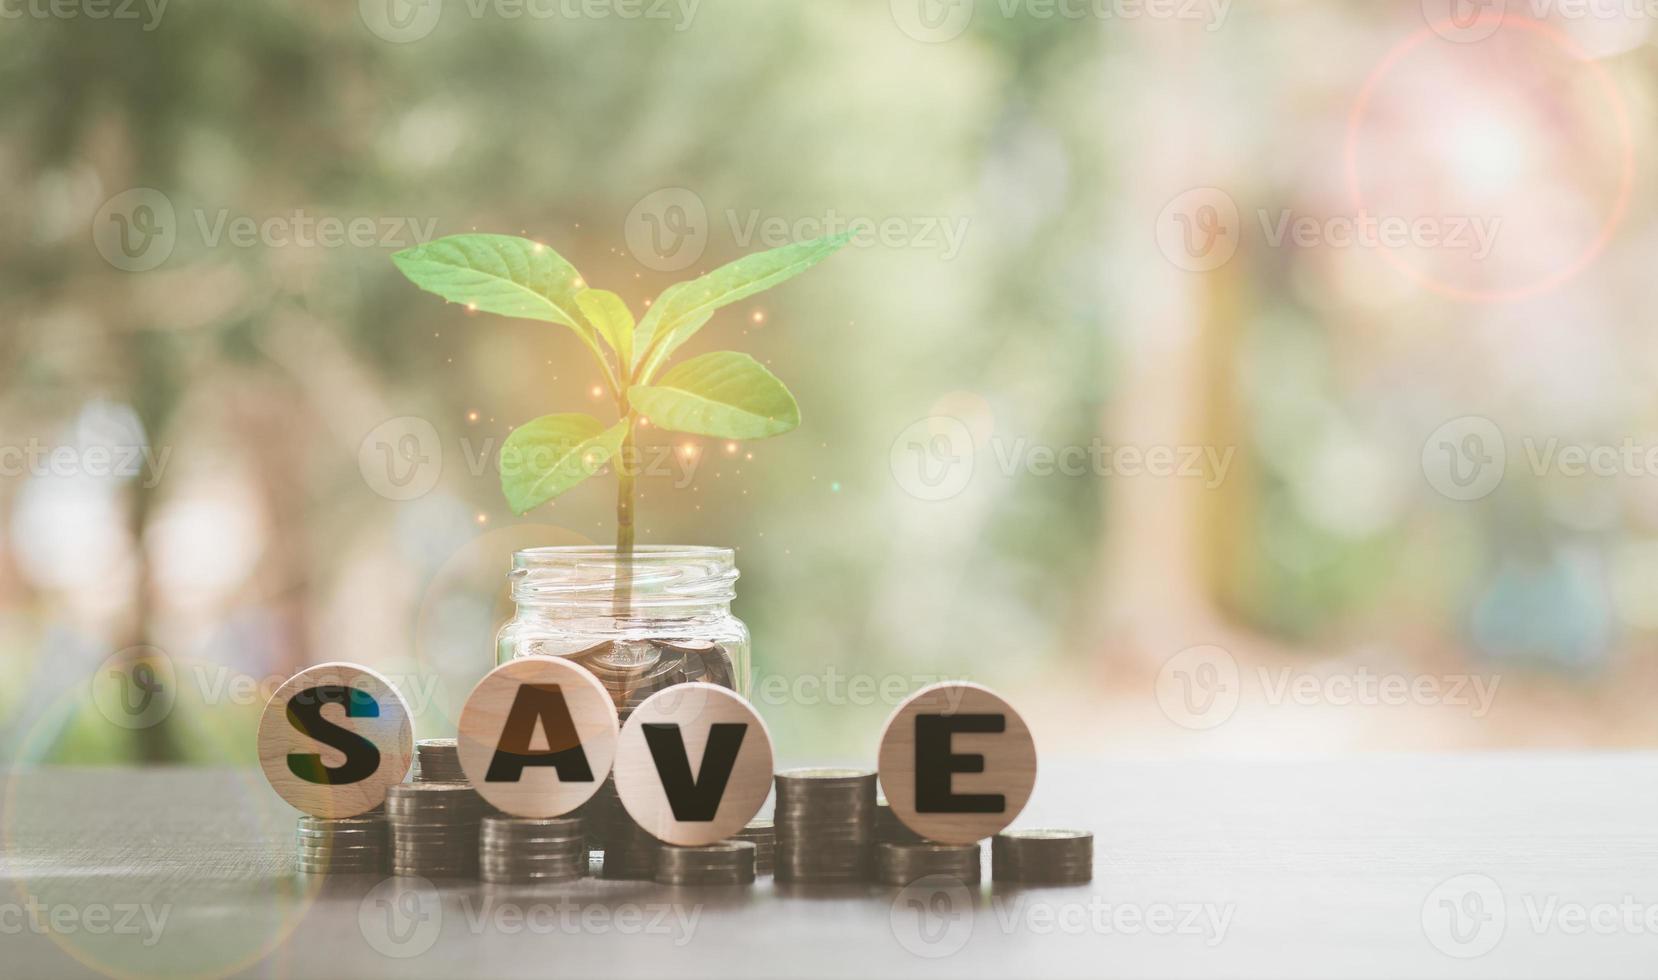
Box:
(494, 546, 750, 714)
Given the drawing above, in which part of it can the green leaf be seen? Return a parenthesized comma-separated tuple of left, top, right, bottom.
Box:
(499, 414, 629, 514)
(575, 288, 635, 367)
(392, 234, 605, 362)
(634, 233, 851, 381)
(628, 352, 800, 439)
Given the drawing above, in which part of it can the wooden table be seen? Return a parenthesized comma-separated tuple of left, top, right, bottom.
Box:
(2, 754, 1653, 978)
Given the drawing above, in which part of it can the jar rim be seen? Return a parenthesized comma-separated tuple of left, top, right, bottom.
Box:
(509, 545, 738, 606)
(513, 545, 735, 566)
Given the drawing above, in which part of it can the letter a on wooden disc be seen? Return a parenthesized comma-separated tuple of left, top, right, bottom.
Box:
(614, 683, 774, 846)
(877, 682, 1036, 845)
(457, 656, 619, 818)
(257, 662, 414, 818)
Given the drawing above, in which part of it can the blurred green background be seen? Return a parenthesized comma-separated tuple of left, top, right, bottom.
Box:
(3, 0, 1655, 767)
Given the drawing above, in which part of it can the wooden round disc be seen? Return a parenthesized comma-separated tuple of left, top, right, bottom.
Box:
(614, 683, 774, 847)
(257, 662, 414, 818)
(456, 656, 619, 818)
(877, 682, 1036, 845)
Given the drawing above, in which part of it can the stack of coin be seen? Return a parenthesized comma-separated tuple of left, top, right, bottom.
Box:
(595, 777, 659, 880)
(876, 798, 923, 843)
(479, 816, 586, 883)
(991, 829, 1093, 884)
(655, 841, 756, 886)
(414, 738, 465, 783)
(732, 819, 775, 875)
(876, 841, 981, 886)
(774, 768, 876, 883)
(388, 783, 484, 878)
(294, 815, 387, 875)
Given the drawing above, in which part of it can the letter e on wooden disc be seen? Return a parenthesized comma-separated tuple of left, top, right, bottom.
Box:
(257, 662, 414, 818)
(614, 683, 774, 846)
(877, 682, 1036, 845)
(457, 656, 619, 818)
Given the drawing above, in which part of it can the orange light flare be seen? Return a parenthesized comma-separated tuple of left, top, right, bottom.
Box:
(1342, 16, 1632, 303)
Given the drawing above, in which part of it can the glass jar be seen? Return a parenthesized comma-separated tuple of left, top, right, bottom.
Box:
(495, 546, 750, 714)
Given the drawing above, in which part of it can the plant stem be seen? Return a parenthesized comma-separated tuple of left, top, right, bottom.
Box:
(614, 413, 637, 616)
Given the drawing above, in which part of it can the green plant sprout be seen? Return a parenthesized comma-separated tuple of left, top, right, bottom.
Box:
(390, 231, 850, 578)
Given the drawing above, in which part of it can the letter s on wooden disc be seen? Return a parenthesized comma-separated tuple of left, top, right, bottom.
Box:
(613, 683, 775, 846)
(257, 662, 414, 818)
(457, 656, 619, 818)
(877, 682, 1036, 845)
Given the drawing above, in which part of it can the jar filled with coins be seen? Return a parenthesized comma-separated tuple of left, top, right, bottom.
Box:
(495, 546, 750, 713)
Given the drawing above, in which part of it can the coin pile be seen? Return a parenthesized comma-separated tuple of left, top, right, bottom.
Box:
(294, 815, 387, 875)
(876, 798, 922, 843)
(388, 782, 484, 878)
(774, 768, 876, 883)
(414, 738, 465, 782)
(991, 829, 1093, 884)
(594, 777, 659, 880)
(732, 818, 775, 876)
(480, 816, 587, 883)
(655, 841, 756, 886)
(876, 841, 981, 886)
(569, 639, 735, 715)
